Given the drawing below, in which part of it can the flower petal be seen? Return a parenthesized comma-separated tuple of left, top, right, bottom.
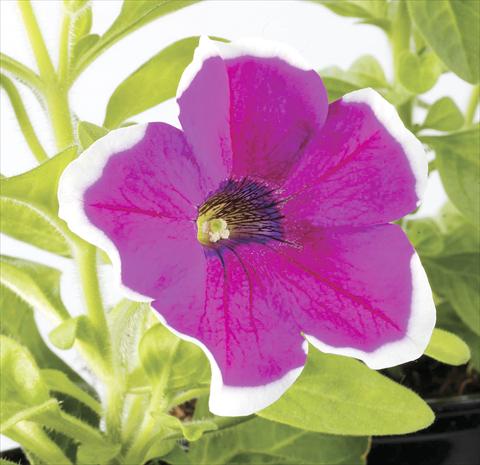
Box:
(282, 88, 428, 227)
(58, 123, 206, 300)
(280, 224, 436, 369)
(152, 246, 307, 417)
(178, 37, 328, 185)
(177, 36, 233, 193)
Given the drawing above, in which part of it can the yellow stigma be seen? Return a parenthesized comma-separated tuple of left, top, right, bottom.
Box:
(197, 216, 230, 244)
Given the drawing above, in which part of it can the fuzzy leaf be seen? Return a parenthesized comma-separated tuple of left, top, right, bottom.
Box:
(165, 417, 369, 465)
(0, 255, 69, 323)
(0, 147, 76, 213)
(0, 197, 71, 257)
(0, 284, 81, 381)
(104, 36, 200, 128)
(425, 328, 471, 365)
(139, 322, 210, 392)
(74, 1, 200, 75)
(41, 369, 101, 415)
(407, 0, 480, 83)
(0, 336, 49, 404)
(258, 348, 434, 435)
(108, 300, 149, 376)
(422, 97, 464, 131)
(77, 121, 109, 150)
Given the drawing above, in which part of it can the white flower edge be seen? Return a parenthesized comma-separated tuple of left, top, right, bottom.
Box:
(58, 124, 153, 303)
(306, 253, 436, 370)
(342, 88, 428, 204)
(177, 35, 312, 99)
(154, 311, 307, 417)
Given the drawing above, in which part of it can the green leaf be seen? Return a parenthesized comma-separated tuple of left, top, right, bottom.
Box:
(70, 3, 92, 44)
(104, 36, 199, 128)
(0, 284, 82, 381)
(437, 203, 480, 255)
(404, 218, 444, 256)
(108, 299, 150, 376)
(1, 399, 58, 433)
(348, 55, 389, 88)
(258, 347, 434, 435)
(407, 0, 480, 83)
(0, 197, 71, 257)
(73, 1, 200, 77)
(422, 97, 464, 131)
(436, 302, 480, 371)
(313, 0, 387, 20)
(77, 120, 109, 150)
(0, 335, 50, 417)
(425, 328, 471, 365)
(0, 147, 76, 255)
(139, 323, 210, 392)
(423, 253, 480, 335)
(1, 147, 76, 213)
(72, 33, 100, 64)
(49, 316, 93, 349)
(320, 56, 392, 103)
(0, 255, 70, 323)
(165, 417, 369, 465)
(41, 369, 101, 415)
(320, 67, 363, 102)
(158, 413, 217, 442)
(398, 50, 442, 94)
(422, 127, 480, 227)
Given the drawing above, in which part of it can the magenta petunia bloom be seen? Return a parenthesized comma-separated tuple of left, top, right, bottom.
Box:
(59, 37, 436, 416)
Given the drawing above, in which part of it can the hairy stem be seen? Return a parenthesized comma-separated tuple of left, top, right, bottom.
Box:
(45, 85, 75, 149)
(58, 11, 71, 84)
(74, 244, 109, 345)
(1, 73, 48, 162)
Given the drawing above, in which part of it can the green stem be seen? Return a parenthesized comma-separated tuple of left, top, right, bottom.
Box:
(465, 84, 479, 127)
(123, 389, 166, 465)
(105, 381, 126, 444)
(18, 0, 74, 150)
(0, 53, 44, 91)
(58, 12, 71, 83)
(45, 85, 75, 149)
(74, 243, 109, 344)
(391, 0, 411, 81)
(18, 0, 56, 80)
(1, 74, 48, 162)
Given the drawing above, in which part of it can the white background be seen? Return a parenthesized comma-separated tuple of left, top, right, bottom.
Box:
(0, 0, 475, 452)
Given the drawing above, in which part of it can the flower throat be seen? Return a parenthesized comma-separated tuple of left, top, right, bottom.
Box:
(197, 178, 284, 246)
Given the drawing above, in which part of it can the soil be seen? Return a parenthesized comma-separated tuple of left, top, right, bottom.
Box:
(383, 357, 480, 399)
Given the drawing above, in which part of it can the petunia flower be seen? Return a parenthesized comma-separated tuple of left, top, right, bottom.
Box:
(59, 37, 436, 416)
